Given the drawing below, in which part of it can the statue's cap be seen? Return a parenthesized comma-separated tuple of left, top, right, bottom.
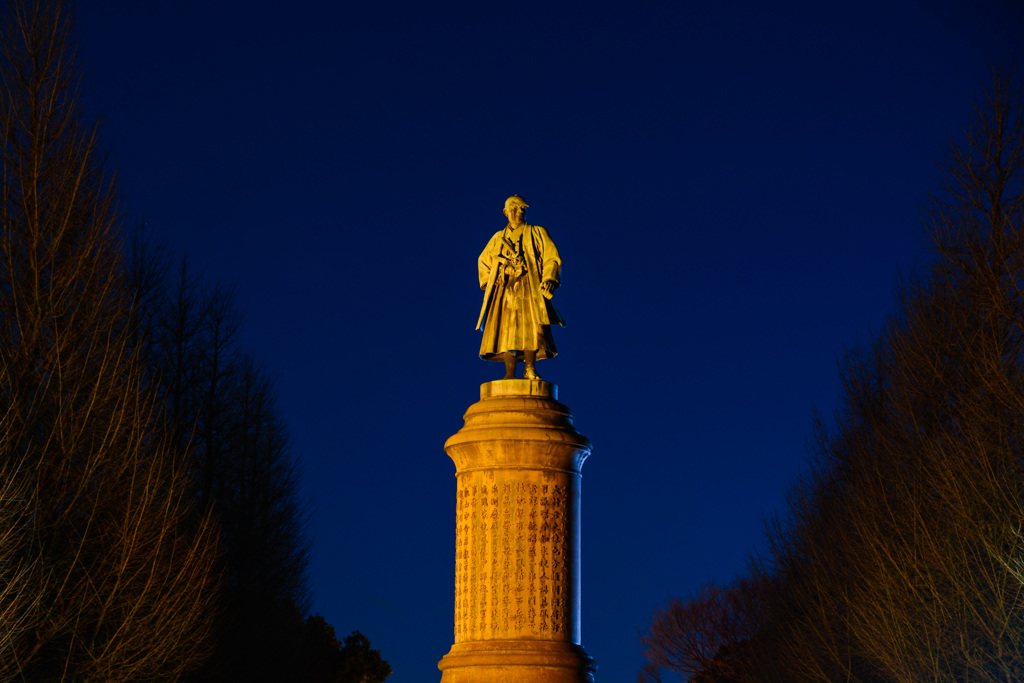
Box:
(504, 195, 529, 211)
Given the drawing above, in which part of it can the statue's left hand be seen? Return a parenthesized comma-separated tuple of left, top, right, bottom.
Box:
(540, 280, 557, 300)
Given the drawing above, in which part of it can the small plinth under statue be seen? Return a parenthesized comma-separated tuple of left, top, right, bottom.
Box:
(439, 196, 596, 682)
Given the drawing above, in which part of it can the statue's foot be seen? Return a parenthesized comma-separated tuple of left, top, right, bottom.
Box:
(524, 365, 541, 381)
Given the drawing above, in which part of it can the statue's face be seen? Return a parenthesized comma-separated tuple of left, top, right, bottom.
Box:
(505, 203, 526, 225)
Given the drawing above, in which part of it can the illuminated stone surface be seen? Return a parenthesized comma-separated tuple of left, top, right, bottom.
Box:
(439, 379, 596, 682)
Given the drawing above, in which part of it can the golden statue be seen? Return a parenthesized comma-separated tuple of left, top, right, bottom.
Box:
(477, 195, 564, 380)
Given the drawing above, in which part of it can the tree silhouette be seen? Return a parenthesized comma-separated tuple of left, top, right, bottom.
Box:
(302, 617, 392, 683)
(639, 581, 764, 683)
(127, 245, 318, 680)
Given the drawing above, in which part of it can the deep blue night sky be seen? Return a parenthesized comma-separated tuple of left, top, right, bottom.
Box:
(73, 1, 1023, 681)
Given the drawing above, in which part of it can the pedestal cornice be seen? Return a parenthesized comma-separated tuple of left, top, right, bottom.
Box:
(445, 381, 592, 474)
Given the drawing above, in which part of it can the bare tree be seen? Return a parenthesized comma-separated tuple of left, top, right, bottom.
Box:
(639, 579, 765, 683)
(771, 70, 1024, 682)
(640, 70, 1024, 683)
(839, 68, 1024, 683)
(0, 0, 218, 679)
(0, 445, 38, 671)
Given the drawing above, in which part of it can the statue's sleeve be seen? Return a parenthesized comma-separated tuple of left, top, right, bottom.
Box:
(538, 227, 561, 285)
(478, 234, 498, 290)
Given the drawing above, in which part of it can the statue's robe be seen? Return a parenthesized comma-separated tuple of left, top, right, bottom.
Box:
(477, 223, 564, 361)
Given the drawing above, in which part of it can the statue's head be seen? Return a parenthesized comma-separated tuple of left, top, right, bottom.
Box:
(504, 195, 529, 222)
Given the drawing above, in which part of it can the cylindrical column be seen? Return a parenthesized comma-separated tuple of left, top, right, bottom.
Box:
(439, 379, 596, 683)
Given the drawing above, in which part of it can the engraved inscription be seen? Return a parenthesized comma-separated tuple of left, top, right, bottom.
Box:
(454, 469, 574, 642)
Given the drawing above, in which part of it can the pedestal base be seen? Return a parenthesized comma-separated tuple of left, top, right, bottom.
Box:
(439, 640, 596, 683)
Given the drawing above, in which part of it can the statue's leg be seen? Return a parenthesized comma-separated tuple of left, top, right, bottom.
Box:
(524, 349, 540, 381)
(503, 352, 517, 380)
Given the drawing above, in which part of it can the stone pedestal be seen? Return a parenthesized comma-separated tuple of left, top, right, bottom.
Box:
(439, 380, 596, 683)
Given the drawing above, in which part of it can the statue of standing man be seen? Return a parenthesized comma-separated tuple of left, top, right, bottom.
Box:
(477, 195, 565, 381)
